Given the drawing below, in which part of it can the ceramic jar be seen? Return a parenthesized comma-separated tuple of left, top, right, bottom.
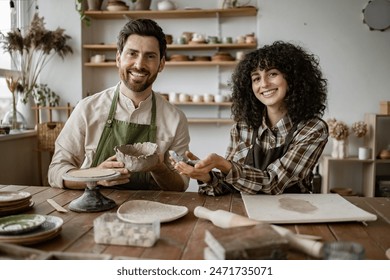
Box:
(157, 0, 176, 11)
(214, 95, 225, 103)
(203, 94, 214, 103)
(192, 95, 204, 103)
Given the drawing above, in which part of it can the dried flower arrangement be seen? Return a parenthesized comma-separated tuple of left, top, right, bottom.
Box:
(327, 118, 349, 140)
(351, 121, 367, 138)
(0, 13, 73, 104)
(5, 75, 19, 130)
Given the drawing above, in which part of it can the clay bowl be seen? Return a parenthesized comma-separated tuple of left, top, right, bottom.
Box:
(378, 149, 390, 159)
(114, 142, 159, 172)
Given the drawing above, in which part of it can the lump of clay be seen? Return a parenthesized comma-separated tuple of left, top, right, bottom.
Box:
(114, 142, 159, 172)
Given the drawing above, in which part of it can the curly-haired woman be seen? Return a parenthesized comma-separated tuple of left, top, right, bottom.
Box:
(173, 41, 329, 195)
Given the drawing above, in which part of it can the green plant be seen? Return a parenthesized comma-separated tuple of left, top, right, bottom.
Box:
(75, 0, 91, 27)
(32, 83, 60, 107)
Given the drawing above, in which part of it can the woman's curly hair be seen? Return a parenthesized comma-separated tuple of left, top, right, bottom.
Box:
(230, 41, 327, 128)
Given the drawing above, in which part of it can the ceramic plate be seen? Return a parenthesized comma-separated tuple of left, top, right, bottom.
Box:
(0, 201, 34, 217)
(0, 215, 63, 245)
(117, 200, 189, 224)
(0, 191, 31, 206)
(62, 168, 120, 182)
(0, 214, 46, 235)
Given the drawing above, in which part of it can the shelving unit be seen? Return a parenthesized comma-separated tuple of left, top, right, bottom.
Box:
(84, 7, 257, 19)
(83, 42, 256, 67)
(171, 101, 233, 124)
(321, 113, 390, 197)
(81, 7, 257, 124)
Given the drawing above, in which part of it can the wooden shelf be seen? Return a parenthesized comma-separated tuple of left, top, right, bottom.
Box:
(83, 43, 256, 50)
(85, 61, 238, 67)
(322, 156, 374, 163)
(84, 7, 257, 20)
(172, 101, 232, 106)
(187, 118, 233, 124)
(321, 114, 390, 197)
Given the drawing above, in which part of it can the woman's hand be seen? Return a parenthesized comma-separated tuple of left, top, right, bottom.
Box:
(172, 152, 232, 183)
(97, 155, 131, 186)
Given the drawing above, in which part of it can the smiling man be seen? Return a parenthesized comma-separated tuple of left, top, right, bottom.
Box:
(172, 41, 329, 196)
(48, 19, 190, 191)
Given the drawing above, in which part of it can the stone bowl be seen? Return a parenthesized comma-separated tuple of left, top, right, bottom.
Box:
(114, 142, 159, 172)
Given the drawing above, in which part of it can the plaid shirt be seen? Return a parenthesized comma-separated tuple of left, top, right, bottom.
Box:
(199, 115, 329, 195)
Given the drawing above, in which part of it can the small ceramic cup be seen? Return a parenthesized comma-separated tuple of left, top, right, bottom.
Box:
(208, 36, 218, 44)
(236, 51, 245, 61)
(203, 94, 214, 103)
(178, 36, 187, 44)
(214, 95, 225, 103)
(169, 92, 179, 103)
(358, 147, 371, 160)
(223, 37, 233, 44)
(91, 54, 105, 63)
(179, 93, 190, 103)
(236, 35, 245, 44)
(192, 94, 204, 103)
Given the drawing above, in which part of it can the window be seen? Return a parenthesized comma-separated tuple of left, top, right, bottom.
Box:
(0, 1, 13, 120)
(0, 0, 35, 121)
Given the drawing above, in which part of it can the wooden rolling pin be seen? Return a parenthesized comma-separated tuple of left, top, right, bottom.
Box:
(194, 206, 323, 258)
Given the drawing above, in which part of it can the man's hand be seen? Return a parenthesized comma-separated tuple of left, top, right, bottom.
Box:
(97, 155, 131, 186)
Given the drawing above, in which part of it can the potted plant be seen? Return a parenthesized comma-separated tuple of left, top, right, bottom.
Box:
(75, 0, 104, 26)
(32, 83, 60, 107)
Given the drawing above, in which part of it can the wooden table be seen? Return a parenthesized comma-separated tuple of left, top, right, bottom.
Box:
(0, 184, 389, 260)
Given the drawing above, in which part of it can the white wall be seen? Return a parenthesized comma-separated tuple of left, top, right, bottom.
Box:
(36, 0, 390, 191)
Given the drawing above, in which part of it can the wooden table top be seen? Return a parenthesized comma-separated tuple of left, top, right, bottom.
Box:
(0, 184, 389, 260)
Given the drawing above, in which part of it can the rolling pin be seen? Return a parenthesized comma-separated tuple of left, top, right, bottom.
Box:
(194, 206, 323, 258)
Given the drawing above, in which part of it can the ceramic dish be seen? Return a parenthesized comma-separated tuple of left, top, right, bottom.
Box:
(0, 201, 34, 217)
(0, 214, 46, 235)
(0, 215, 63, 245)
(106, 5, 128, 11)
(62, 168, 120, 182)
(115, 142, 159, 172)
(0, 191, 31, 206)
(117, 200, 188, 223)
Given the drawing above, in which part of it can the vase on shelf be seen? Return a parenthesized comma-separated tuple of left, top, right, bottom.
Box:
(132, 0, 152, 10)
(331, 138, 348, 159)
(16, 91, 35, 130)
(2, 92, 27, 133)
(87, 0, 103, 10)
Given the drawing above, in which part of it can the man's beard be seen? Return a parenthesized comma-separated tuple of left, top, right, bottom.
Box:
(120, 68, 159, 93)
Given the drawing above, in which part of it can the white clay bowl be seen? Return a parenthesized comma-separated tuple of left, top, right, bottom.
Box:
(114, 142, 159, 172)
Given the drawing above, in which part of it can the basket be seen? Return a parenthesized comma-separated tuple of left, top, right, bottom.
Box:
(37, 122, 64, 151)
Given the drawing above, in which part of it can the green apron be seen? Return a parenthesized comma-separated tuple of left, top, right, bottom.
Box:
(91, 85, 157, 189)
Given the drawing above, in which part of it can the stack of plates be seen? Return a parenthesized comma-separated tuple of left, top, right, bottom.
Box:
(0, 214, 63, 245)
(0, 191, 34, 216)
(169, 54, 190, 61)
(212, 52, 235, 61)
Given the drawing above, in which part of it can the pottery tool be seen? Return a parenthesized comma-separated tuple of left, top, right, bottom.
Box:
(194, 206, 323, 258)
(46, 199, 68, 213)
